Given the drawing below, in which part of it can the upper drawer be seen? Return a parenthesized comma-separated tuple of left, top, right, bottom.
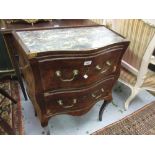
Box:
(38, 50, 122, 92)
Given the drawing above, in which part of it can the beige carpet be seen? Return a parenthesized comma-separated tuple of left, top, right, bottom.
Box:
(92, 101, 155, 135)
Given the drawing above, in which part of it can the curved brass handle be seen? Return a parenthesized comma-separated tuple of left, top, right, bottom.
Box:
(95, 61, 112, 74)
(57, 99, 77, 108)
(92, 88, 104, 99)
(55, 69, 79, 82)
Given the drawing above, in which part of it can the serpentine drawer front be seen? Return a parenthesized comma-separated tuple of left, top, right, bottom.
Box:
(44, 77, 115, 115)
(39, 49, 123, 91)
(12, 25, 129, 126)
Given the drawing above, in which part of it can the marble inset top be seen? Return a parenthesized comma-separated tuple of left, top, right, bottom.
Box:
(16, 26, 125, 53)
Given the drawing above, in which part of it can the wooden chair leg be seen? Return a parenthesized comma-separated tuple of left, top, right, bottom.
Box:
(124, 88, 139, 110)
(0, 88, 17, 104)
(99, 100, 109, 121)
(3, 35, 28, 101)
(17, 75, 28, 101)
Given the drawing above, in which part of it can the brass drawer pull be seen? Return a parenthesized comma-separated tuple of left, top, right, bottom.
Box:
(96, 61, 112, 74)
(55, 69, 79, 82)
(92, 94, 102, 99)
(106, 61, 112, 66)
(92, 88, 105, 99)
(57, 99, 77, 108)
(95, 65, 102, 70)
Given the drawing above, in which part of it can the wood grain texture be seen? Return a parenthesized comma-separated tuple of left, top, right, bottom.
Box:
(4, 20, 129, 127)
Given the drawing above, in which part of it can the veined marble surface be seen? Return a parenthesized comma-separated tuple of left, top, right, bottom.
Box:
(16, 26, 124, 53)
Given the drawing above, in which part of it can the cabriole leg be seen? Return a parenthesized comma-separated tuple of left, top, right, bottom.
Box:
(41, 119, 50, 135)
(34, 110, 37, 117)
(43, 125, 50, 135)
(99, 100, 109, 121)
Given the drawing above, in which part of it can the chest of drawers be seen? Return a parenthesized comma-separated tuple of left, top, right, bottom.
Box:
(12, 25, 129, 127)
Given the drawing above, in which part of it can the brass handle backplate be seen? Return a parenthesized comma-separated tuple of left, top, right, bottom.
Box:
(55, 69, 79, 82)
(95, 61, 112, 74)
(91, 88, 105, 100)
(57, 99, 77, 108)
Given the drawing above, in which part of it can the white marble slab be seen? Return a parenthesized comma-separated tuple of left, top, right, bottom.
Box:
(17, 26, 124, 53)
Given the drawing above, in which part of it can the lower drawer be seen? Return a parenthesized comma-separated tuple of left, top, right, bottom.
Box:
(44, 77, 115, 115)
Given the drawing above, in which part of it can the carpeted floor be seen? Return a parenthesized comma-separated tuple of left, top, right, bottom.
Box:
(0, 80, 24, 135)
(92, 101, 155, 135)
